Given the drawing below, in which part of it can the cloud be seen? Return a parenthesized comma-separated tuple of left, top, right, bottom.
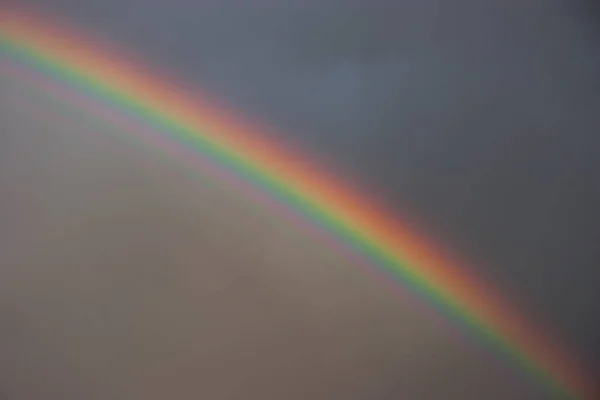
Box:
(7, 0, 600, 376)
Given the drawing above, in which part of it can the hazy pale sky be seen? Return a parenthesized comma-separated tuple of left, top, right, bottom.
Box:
(0, 73, 553, 399)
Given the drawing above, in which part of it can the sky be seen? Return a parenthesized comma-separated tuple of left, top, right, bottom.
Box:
(0, 73, 553, 399)
(1, 0, 600, 394)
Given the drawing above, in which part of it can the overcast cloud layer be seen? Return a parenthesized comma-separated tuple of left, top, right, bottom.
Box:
(4, 0, 600, 382)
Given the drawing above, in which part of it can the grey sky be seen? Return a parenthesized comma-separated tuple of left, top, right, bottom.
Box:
(0, 74, 554, 399)
(3, 0, 600, 393)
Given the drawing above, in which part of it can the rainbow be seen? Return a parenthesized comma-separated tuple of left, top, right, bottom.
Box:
(0, 8, 596, 399)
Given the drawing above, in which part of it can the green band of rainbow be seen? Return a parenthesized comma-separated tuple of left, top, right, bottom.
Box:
(0, 9, 595, 399)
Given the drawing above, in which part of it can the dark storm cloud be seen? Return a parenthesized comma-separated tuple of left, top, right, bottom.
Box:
(8, 0, 600, 374)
